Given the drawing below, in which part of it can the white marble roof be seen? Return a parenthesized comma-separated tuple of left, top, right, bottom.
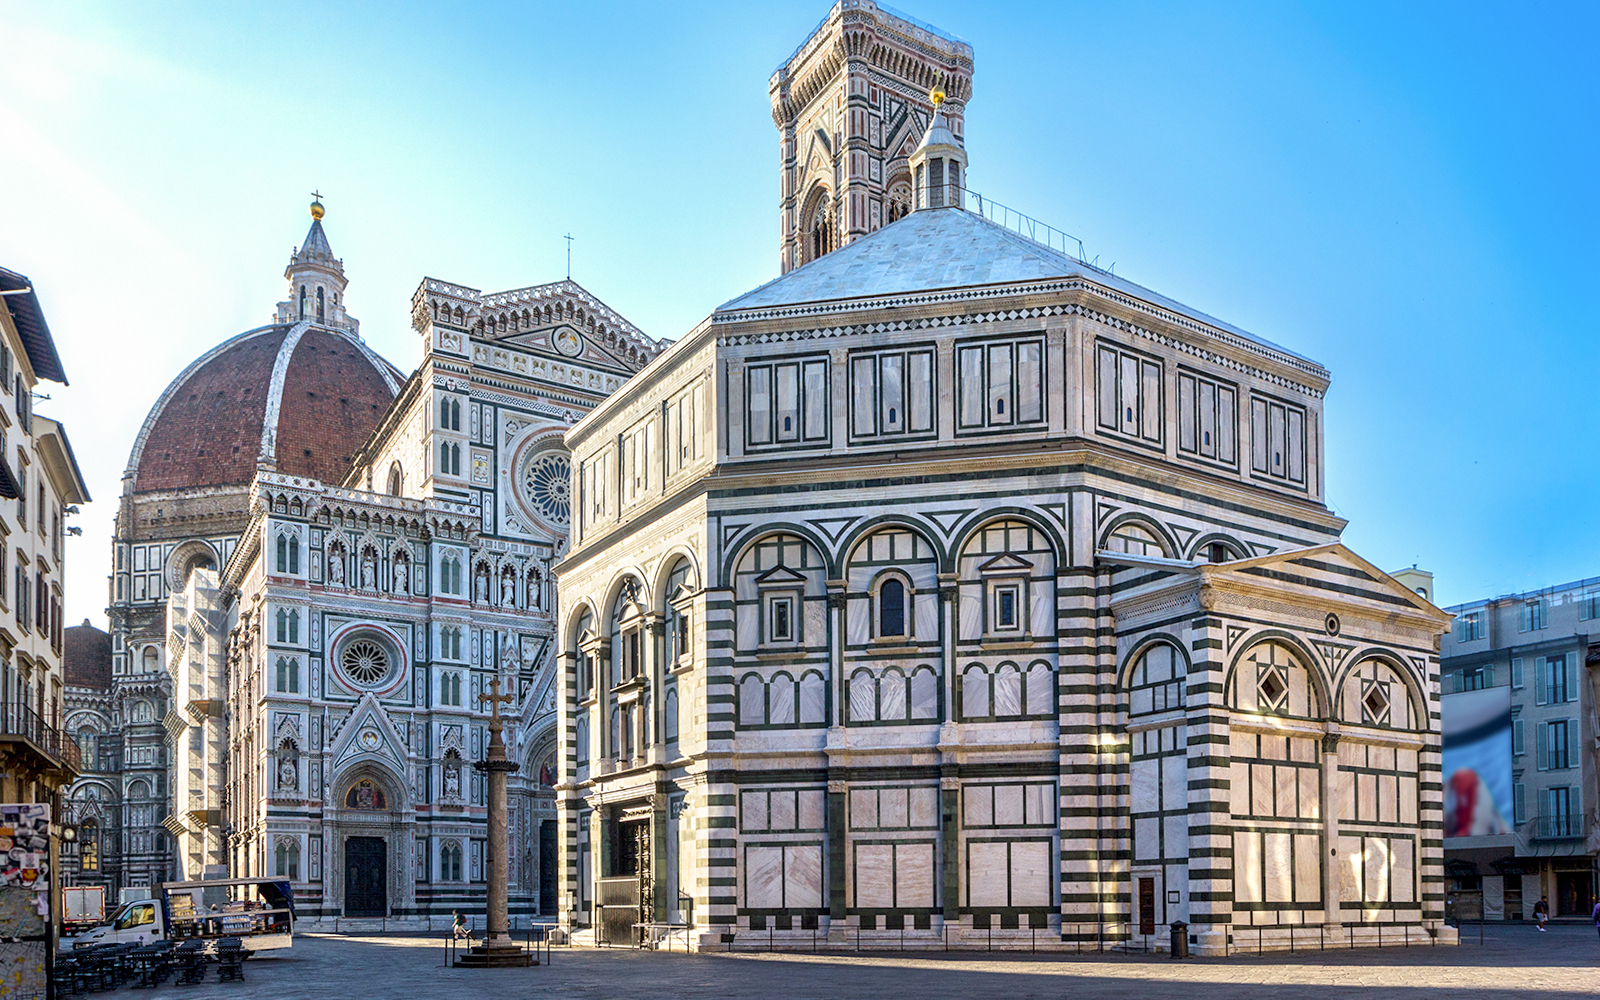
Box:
(718, 207, 1312, 365)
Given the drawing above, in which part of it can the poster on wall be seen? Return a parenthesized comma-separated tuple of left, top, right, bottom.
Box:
(0, 804, 50, 890)
(1441, 688, 1513, 837)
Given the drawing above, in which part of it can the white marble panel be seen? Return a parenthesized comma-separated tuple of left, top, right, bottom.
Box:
(847, 602, 869, 645)
(1370, 744, 1394, 770)
(1251, 764, 1274, 816)
(1162, 752, 1187, 813)
(1297, 768, 1320, 820)
(771, 791, 797, 831)
(1025, 783, 1054, 826)
(1357, 773, 1378, 822)
(786, 845, 823, 909)
(964, 787, 992, 827)
(849, 670, 877, 723)
(1390, 837, 1413, 903)
(1338, 835, 1362, 902)
(1336, 769, 1355, 821)
(1164, 814, 1188, 860)
(967, 842, 1008, 907)
(962, 666, 989, 716)
(1030, 583, 1053, 636)
(1275, 765, 1298, 818)
(799, 673, 827, 725)
(880, 788, 908, 829)
(1231, 731, 1256, 757)
(1263, 832, 1293, 902)
(880, 674, 906, 720)
(1398, 776, 1417, 826)
(913, 594, 937, 641)
(1397, 748, 1417, 773)
(746, 846, 784, 908)
(855, 844, 895, 907)
(1131, 760, 1160, 814)
(1378, 774, 1397, 824)
(910, 787, 938, 828)
(994, 668, 1021, 716)
(736, 604, 757, 650)
(1229, 762, 1250, 816)
(994, 784, 1024, 825)
(897, 843, 935, 907)
(1234, 831, 1262, 903)
(909, 669, 937, 719)
(959, 588, 982, 640)
(1135, 817, 1159, 861)
(803, 600, 825, 645)
(1294, 834, 1321, 902)
(798, 790, 825, 830)
(1363, 837, 1389, 903)
(769, 679, 795, 725)
(1009, 840, 1052, 906)
(742, 791, 768, 832)
(852, 789, 879, 829)
(1260, 734, 1287, 761)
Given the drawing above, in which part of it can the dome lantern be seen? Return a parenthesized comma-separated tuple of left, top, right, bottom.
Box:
(910, 88, 968, 212)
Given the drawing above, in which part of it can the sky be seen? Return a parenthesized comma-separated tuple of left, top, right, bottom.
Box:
(0, 0, 1595, 628)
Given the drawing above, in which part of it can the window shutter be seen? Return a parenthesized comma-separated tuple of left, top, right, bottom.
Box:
(1511, 657, 1523, 689)
(1513, 719, 1524, 756)
(1535, 661, 1548, 705)
(1452, 671, 1462, 694)
(1536, 724, 1548, 770)
(1569, 719, 1581, 770)
(1484, 664, 1494, 687)
(1567, 663, 1580, 702)
(1537, 788, 1551, 825)
(1513, 782, 1525, 824)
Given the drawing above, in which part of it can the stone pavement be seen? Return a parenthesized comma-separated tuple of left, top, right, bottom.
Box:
(208, 923, 1599, 1000)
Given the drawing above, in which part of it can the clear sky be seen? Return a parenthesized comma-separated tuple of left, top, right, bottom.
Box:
(1, 0, 1595, 628)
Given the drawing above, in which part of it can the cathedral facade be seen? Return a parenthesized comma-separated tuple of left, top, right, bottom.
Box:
(554, 3, 1453, 955)
(72, 204, 658, 924)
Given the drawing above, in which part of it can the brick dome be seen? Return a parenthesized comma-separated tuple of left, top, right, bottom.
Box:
(128, 323, 402, 493)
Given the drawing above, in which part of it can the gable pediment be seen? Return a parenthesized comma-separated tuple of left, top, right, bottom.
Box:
(978, 553, 1033, 575)
(755, 565, 808, 587)
(329, 693, 409, 772)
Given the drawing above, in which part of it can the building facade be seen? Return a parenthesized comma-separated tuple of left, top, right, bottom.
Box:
(555, 9, 1454, 955)
(0, 265, 88, 808)
(773, 1, 972, 273)
(1440, 578, 1598, 921)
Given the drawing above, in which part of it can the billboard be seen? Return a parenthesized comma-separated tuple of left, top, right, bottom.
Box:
(1441, 687, 1513, 837)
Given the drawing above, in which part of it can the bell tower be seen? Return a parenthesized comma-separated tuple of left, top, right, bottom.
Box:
(771, 1, 973, 273)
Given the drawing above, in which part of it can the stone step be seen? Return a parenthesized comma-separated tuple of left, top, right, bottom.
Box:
(453, 946, 536, 968)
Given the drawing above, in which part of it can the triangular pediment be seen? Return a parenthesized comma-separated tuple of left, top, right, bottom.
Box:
(978, 553, 1033, 575)
(755, 565, 808, 587)
(477, 279, 659, 371)
(329, 693, 409, 772)
(1217, 543, 1451, 620)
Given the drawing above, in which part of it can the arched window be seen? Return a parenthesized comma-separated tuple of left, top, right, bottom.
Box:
(441, 841, 463, 881)
(316, 286, 325, 322)
(439, 398, 450, 429)
(451, 443, 461, 475)
(275, 657, 298, 694)
(739, 674, 765, 726)
(130, 700, 151, 723)
(439, 441, 450, 475)
(288, 536, 299, 574)
(386, 463, 403, 497)
(80, 819, 99, 871)
(1105, 521, 1168, 557)
(298, 285, 306, 320)
(451, 400, 461, 430)
(77, 728, 95, 763)
(276, 534, 287, 572)
(141, 647, 158, 673)
(275, 838, 300, 880)
(276, 609, 288, 642)
(1232, 641, 1321, 718)
(878, 578, 907, 637)
(288, 610, 300, 644)
(1126, 642, 1185, 716)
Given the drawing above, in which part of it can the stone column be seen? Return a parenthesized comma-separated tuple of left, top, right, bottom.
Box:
(467, 678, 522, 963)
(1321, 731, 1343, 933)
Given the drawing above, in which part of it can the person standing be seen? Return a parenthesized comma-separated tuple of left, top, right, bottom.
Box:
(1534, 896, 1549, 932)
(1591, 897, 1599, 941)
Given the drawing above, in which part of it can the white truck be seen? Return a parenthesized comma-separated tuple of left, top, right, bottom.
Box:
(62, 886, 105, 931)
(68, 877, 294, 952)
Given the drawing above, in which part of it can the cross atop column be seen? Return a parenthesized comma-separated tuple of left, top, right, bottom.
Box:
(479, 676, 515, 735)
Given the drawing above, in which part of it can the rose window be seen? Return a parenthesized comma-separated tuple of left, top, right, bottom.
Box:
(341, 639, 391, 686)
(521, 453, 571, 526)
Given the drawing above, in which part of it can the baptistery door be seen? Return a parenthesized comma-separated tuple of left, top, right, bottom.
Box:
(344, 837, 387, 917)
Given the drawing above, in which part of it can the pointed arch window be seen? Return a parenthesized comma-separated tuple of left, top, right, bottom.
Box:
(316, 286, 325, 322)
(275, 838, 300, 880)
(276, 609, 288, 642)
(298, 285, 306, 320)
(275, 656, 298, 694)
(288, 610, 299, 644)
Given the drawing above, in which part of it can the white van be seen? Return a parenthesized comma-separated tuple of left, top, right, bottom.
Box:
(69, 878, 294, 952)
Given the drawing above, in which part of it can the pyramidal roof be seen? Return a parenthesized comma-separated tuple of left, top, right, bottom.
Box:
(295, 218, 334, 262)
(718, 207, 1310, 364)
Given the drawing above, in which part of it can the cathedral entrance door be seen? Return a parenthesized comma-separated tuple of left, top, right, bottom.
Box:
(539, 821, 558, 916)
(345, 837, 387, 918)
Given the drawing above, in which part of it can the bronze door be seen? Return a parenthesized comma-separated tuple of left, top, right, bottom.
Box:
(1137, 877, 1156, 936)
(344, 837, 387, 918)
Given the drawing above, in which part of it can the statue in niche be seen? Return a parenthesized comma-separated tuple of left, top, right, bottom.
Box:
(474, 565, 490, 604)
(393, 554, 410, 594)
(444, 762, 462, 798)
(360, 549, 377, 589)
(328, 548, 345, 586)
(500, 569, 516, 607)
(278, 757, 297, 792)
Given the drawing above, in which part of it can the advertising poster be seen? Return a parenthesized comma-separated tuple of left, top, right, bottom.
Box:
(1441, 687, 1513, 837)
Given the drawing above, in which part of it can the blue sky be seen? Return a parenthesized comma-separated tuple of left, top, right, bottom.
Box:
(1, 1, 1595, 627)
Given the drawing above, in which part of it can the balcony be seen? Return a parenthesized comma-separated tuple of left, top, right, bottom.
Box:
(1528, 812, 1587, 841)
(0, 702, 82, 779)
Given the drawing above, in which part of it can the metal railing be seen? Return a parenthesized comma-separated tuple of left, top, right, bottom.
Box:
(898, 182, 1090, 265)
(1529, 811, 1587, 840)
(0, 702, 80, 772)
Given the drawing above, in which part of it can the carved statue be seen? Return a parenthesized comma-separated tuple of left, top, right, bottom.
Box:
(278, 758, 297, 791)
(360, 550, 377, 589)
(500, 572, 515, 607)
(393, 555, 410, 594)
(444, 765, 461, 798)
(328, 549, 345, 585)
(474, 567, 489, 604)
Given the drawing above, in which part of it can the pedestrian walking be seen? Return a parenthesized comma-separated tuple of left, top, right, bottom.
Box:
(452, 910, 470, 940)
(1534, 896, 1549, 932)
